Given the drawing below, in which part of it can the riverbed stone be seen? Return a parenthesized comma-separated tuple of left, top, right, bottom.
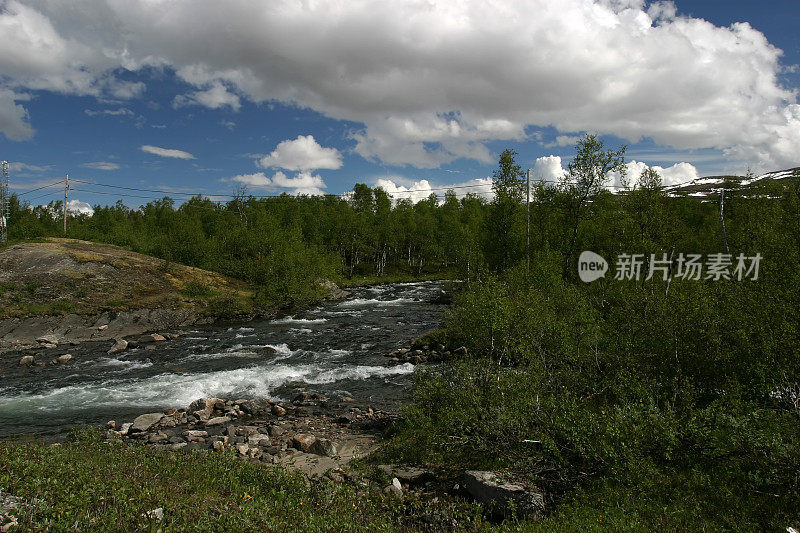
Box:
(271, 404, 287, 416)
(57, 354, 73, 363)
(107, 338, 128, 355)
(292, 434, 316, 452)
(36, 334, 58, 345)
(236, 443, 250, 456)
(205, 416, 230, 427)
(131, 413, 164, 432)
(378, 465, 434, 485)
(18, 355, 35, 367)
(310, 438, 337, 457)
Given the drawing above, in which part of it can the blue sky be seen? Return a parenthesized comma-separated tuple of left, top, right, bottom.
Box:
(0, 0, 798, 210)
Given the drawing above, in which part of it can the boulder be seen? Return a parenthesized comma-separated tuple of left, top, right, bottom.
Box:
(18, 355, 35, 367)
(205, 416, 231, 427)
(236, 444, 250, 456)
(292, 434, 316, 452)
(131, 413, 164, 433)
(271, 404, 287, 417)
(309, 438, 337, 457)
(57, 354, 73, 363)
(383, 477, 403, 499)
(189, 397, 224, 413)
(463, 471, 544, 518)
(36, 334, 58, 346)
(107, 338, 128, 355)
(259, 346, 278, 355)
(378, 465, 434, 485)
(240, 398, 272, 415)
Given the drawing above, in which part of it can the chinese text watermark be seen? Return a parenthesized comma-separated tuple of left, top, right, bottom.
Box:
(578, 251, 761, 283)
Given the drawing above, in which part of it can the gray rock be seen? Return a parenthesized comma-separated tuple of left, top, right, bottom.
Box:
(463, 471, 544, 518)
(205, 416, 231, 427)
(143, 507, 163, 521)
(267, 424, 284, 437)
(168, 442, 187, 450)
(119, 422, 133, 436)
(292, 433, 316, 452)
(131, 413, 164, 432)
(236, 443, 250, 456)
(240, 398, 272, 415)
(271, 404, 287, 416)
(309, 438, 337, 457)
(36, 334, 59, 345)
(57, 354, 73, 363)
(107, 338, 128, 355)
(378, 465, 434, 485)
(383, 477, 403, 499)
(18, 355, 35, 367)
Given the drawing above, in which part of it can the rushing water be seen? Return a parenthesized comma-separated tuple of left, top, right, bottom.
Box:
(0, 281, 447, 438)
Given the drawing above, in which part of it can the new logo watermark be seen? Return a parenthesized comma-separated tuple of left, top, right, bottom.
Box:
(578, 251, 609, 283)
(579, 251, 762, 283)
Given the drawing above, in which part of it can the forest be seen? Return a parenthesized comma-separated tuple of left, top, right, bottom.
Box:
(5, 135, 800, 528)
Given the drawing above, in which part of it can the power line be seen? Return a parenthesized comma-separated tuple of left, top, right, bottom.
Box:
(15, 179, 65, 196)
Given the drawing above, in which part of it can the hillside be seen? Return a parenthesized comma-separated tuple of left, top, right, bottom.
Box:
(0, 238, 256, 350)
(665, 166, 800, 197)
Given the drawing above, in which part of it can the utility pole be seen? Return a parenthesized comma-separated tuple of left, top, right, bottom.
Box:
(719, 187, 729, 253)
(63, 173, 69, 236)
(0, 161, 9, 244)
(526, 168, 530, 273)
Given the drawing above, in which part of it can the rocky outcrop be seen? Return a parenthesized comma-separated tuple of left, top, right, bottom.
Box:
(463, 471, 545, 518)
(0, 308, 209, 353)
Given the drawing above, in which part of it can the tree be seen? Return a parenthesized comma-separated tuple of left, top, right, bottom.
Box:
(561, 134, 626, 278)
(486, 149, 526, 271)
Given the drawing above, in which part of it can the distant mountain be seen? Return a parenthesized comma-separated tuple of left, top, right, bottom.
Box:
(664, 167, 799, 198)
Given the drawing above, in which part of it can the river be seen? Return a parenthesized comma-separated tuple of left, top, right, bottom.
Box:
(0, 281, 447, 438)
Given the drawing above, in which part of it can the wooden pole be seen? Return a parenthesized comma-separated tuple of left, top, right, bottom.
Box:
(63, 173, 69, 235)
(526, 168, 530, 273)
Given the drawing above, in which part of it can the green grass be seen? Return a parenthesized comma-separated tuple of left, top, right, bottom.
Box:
(0, 430, 489, 532)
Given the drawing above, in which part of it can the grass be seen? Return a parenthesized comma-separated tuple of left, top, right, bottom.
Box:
(0, 430, 494, 532)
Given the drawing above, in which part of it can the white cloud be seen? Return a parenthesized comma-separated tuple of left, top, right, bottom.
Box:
(82, 161, 119, 170)
(0, 88, 34, 141)
(545, 135, 583, 148)
(374, 177, 494, 203)
(258, 135, 342, 171)
(220, 120, 235, 130)
(226, 170, 327, 195)
(67, 199, 94, 216)
(174, 81, 240, 111)
(140, 145, 195, 160)
(0, 1, 798, 170)
(9, 161, 50, 173)
(84, 107, 134, 117)
(531, 156, 568, 183)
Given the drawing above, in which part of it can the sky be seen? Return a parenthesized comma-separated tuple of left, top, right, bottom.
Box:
(0, 0, 798, 212)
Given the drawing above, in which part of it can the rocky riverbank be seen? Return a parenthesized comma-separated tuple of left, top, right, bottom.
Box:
(104, 393, 392, 480)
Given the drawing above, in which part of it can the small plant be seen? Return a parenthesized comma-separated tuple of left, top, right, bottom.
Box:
(183, 279, 215, 299)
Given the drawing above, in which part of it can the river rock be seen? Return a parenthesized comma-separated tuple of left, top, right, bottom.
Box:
(18, 355, 35, 367)
(36, 334, 59, 346)
(205, 416, 231, 427)
(57, 354, 73, 363)
(240, 398, 272, 415)
(236, 444, 250, 456)
(107, 338, 128, 355)
(131, 413, 164, 433)
(189, 397, 224, 413)
(292, 434, 316, 452)
(119, 422, 133, 435)
(463, 471, 544, 518)
(309, 438, 337, 457)
(271, 404, 287, 417)
(259, 346, 278, 355)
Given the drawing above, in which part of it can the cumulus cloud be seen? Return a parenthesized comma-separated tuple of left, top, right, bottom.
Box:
(67, 199, 94, 216)
(536, 155, 700, 188)
(82, 161, 119, 170)
(174, 81, 241, 111)
(258, 135, 343, 171)
(375, 177, 494, 203)
(226, 170, 327, 196)
(0, 88, 34, 141)
(140, 145, 195, 160)
(1, 1, 799, 170)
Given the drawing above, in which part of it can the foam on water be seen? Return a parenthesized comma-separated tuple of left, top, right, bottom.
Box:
(0, 362, 414, 415)
(272, 316, 327, 325)
(338, 297, 414, 307)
